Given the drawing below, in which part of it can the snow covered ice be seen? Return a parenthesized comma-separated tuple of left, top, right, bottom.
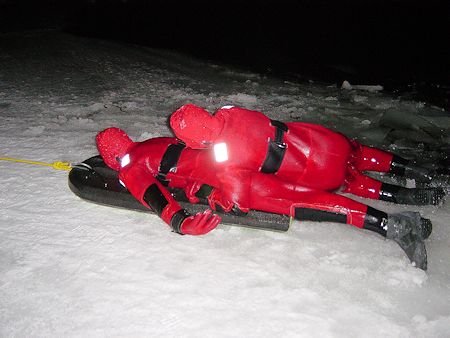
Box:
(1, 30, 450, 337)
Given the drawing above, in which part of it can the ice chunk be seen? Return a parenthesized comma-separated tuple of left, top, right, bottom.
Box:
(341, 80, 384, 92)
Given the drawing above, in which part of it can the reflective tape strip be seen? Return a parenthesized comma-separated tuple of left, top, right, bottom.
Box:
(213, 142, 228, 162)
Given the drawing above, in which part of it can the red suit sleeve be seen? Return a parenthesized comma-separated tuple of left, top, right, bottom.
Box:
(119, 164, 185, 231)
(119, 163, 221, 235)
(213, 167, 252, 213)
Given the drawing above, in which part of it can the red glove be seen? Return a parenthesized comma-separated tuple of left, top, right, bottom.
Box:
(180, 209, 221, 235)
(207, 188, 234, 212)
(183, 181, 203, 203)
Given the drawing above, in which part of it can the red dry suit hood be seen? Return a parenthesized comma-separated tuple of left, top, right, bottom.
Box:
(96, 127, 134, 170)
(170, 104, 223, 148)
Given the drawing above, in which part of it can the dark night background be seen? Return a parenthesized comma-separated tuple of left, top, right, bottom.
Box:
(1, 0, 449, 109)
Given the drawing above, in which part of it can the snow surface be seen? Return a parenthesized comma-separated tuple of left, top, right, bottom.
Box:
(1, 30, 449, 337)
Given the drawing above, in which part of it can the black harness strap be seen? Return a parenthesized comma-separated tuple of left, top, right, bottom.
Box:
(293, 207, 347, 224)
(143, 183, 169, 216)
(261, 120, 288, 174)
(156, 143, 185, 186)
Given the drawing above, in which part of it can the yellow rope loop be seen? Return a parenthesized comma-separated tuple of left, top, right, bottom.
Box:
(51, 161, 72, 171)
(0, 157, 72, 171)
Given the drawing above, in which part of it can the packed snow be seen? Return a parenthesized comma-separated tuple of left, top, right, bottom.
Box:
(1, 30, 449, 337)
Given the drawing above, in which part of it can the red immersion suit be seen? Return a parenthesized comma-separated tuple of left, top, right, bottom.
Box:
(95, 105, 438, 270)
(169, 104, 395, 229)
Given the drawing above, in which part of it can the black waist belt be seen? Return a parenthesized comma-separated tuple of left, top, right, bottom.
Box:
(156, 142, 185, 186)
(261, 120, 288, 174)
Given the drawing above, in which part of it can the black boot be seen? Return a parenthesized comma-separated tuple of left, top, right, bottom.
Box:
(389, 155, 435, 183)
(380, 183, 446, 206)
(386, 212, 430, 270)
(436, 157, 450, 176)
(364, 207, 432, 240)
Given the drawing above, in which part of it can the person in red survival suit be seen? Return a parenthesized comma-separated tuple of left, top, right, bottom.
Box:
(96, 126, 440, 270)
(169, 104, 446, 213)
(96, 128, 222, 236)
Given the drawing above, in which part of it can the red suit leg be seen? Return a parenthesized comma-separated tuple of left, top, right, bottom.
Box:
(343, 159, 446, 205)
(344, 141, 395, 200)
(350, 141, 394, 172)
(249, 173, 386, 233)
(342, 167, 383, 200)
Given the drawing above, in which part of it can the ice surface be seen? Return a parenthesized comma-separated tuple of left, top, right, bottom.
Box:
(0, 30, 449, 337)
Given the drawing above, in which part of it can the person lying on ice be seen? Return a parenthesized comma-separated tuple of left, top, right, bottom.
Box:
(170, 104, 446, 208)
(96, 106, 446, 270)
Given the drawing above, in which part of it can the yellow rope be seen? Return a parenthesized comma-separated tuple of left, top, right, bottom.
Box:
(0, 157, 72, 171)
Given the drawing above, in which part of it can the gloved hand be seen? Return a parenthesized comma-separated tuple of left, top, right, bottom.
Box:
(386, 211, 431, 270)
(180, 209, 221, 235)
(184, 181, 203, 204)
(207, 188, 235, 213)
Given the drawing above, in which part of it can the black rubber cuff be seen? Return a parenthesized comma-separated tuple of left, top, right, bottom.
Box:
(389, 155, 409, 176)
(170, 209, 191, 234)
(363, 206, 388, 236)
(379, 183, 401, 203)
